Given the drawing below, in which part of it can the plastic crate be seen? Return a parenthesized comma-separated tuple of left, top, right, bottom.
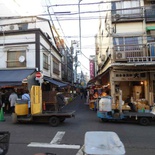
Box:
(0, 132, 10, 155)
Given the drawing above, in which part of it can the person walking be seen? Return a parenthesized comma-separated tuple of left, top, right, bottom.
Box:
(9, 89, 18, 113)
(22, 89, 31, 115)
(3, 90, 11, 113)
(80, 88, 85, 99)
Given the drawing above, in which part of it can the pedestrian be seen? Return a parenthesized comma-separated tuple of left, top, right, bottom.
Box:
(93, 89, 99, 111)
(125, 95, 136, 112)
(84, 88, 87, 99)
(80, 88, 84, 99)
(22, 89, 31, 115)
(3, 89, 11, 113)
(9, 89, 18, 113)
(56, 88, 65, 111)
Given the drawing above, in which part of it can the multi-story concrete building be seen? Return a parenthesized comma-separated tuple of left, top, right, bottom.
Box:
(0, 16, 68, 92)
(93, 0, 155, 105)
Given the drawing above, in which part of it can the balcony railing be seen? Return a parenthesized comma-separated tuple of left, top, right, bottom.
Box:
(112, 7, 143, 22)
(145, 6, 155, 22)
(114, 44, 155, 62)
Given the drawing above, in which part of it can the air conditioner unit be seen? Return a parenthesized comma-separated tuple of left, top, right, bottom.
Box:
(116, 52, 126, 60)
(101, 54, 105, 61)
(18, 23, 28, 30)
(9, 25, 15, 30)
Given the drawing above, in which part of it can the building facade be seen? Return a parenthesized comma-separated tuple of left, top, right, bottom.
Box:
(94, 0, 155, 105)
(0, 16, 66, 91)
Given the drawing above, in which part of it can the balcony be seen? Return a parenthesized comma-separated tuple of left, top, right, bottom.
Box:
(114, 44, 155, 63)
(112, 7, 143, 23)
(145, 6, 155, 22)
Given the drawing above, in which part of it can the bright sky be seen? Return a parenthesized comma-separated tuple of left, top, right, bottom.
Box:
(1, 0, 100, 76)
(42, 0, 100, 76)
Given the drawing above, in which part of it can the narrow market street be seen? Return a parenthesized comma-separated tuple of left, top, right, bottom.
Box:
(1, 95, 155, 155)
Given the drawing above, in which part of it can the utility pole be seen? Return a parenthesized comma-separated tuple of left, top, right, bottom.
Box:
(78, 0, 83, 54)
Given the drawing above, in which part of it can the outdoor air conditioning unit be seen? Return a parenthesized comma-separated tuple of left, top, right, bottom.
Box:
(101, 54, 105, 61)
(9, 25, 15, 30)
(18, 23, 28, 30)
(116, 52, 126, 60)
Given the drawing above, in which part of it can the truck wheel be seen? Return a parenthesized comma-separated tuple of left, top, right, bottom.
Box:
(49, 117, 60, 127)
(139, 117, 150, 126)
(101, 118, 108, 122)
(60, 117, 65, 122)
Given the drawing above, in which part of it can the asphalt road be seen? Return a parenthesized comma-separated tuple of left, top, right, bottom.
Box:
(1, 95, 155, 155)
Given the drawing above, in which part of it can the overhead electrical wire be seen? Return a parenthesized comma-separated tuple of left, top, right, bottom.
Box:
(45, 0, 70, 46)
(42, 0, 129, 7)
(1, 1, 152, 72)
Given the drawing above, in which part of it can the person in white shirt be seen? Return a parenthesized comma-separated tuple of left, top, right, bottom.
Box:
(9, 89, 18, 113)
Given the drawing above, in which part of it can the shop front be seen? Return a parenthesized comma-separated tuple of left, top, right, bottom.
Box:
(87, 71, 111, 110)
(87, 66, 155, 112)
(0, 68, 37, 93)
(109, 69, 153, 112)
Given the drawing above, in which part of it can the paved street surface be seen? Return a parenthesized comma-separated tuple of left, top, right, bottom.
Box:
(1, 95, 155, 155)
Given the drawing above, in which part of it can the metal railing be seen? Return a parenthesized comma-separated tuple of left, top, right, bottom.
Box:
(112, 7, 143, 22)
(114, 44, 155, 62)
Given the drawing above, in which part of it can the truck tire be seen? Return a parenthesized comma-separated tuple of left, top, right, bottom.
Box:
(60, 117, 65, 122)
(49, 117, 60, 127)
(101, 118, 108, 122)
(139, 117, 150, 126)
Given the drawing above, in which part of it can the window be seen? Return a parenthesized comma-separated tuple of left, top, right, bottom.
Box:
(7, 50, 26, 68)
(112, 0, 140, 15)
(43, 53, 49, 70)
(53, 59, 60, 75)
(113, 36, 142, 51)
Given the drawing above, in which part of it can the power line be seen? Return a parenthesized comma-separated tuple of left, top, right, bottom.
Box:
(43, 1, 124, 7)
(46, 0, 70, 46)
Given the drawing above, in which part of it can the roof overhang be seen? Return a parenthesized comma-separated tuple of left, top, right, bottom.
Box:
(0, 69, 36, 87)
(44, 76, 68, 88)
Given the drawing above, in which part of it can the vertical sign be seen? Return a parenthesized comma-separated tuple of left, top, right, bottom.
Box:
(89, 60, 95, 79)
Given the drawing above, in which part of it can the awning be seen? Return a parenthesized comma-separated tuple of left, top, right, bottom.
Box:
(87, 69, 110, 87)
(44, 76, 68, 88)
(87, 74, 102, 87)
(146, 26, 155, 31)
(0, 69, 35, 86)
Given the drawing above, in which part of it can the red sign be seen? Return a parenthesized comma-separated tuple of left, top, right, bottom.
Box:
(89, 60, 95, 79)
(36, 72, 42, 78)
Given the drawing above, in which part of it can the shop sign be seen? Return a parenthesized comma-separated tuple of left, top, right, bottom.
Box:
(114, 72, 147, 81)
(35, 72, 43, 84)
(36, 72, 42, 78)
(89, 60, 95, 79)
